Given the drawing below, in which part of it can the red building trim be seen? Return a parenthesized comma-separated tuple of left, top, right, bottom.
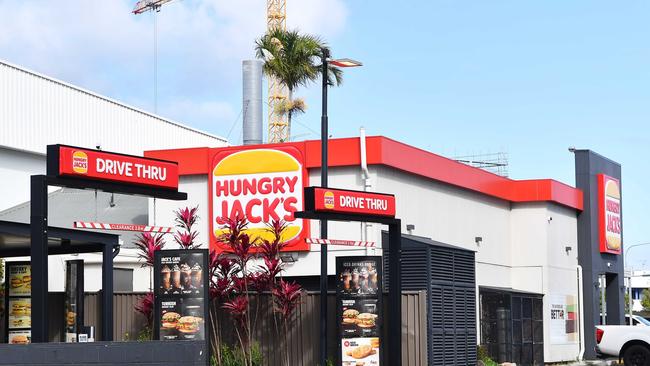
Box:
(145, 136, 583, 211)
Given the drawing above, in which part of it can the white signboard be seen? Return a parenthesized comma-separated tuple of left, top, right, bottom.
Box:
(549, 294, 578, 344)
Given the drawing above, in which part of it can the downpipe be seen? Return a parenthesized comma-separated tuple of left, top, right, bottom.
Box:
(577, 264, 585, 361)
(360, 127, 372, 254)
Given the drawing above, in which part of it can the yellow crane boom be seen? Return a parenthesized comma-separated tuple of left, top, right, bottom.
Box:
(266, 0, 288, 143)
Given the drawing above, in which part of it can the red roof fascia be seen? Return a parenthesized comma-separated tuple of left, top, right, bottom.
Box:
(144, 136, 583, 210)
(145, 147, 210, 175)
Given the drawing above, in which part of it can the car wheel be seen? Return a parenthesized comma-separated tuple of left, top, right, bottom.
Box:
(624, 345, 650, 366)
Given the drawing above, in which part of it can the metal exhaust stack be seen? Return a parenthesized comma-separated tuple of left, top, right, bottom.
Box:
(242, 60, 263, 145)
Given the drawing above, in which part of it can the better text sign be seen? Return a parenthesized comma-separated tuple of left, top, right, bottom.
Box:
(306, 187, 396, 218)
(51, 145, 179, 189)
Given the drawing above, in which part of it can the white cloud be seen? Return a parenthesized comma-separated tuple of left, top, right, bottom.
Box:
(0, 0, 348, 137)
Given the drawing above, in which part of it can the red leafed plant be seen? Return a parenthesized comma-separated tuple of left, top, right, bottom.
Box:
(133, 232, 166, 267)
(173, 206, 201, 249)
(207, 217, 303, 366)
(272, 279, 303, 322)
(174, 231, 199, 249)
(222, 295, 249, 329)
(272, 280, 303, 366)
(134, 292, 155, 325)
(175, 206, 199, 232)
(222, 295, 250, 359)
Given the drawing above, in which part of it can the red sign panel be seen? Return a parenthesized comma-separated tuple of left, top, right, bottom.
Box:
(56, 146, 179, 189)
(309, 187, 396, 218)
(209, 146, 309, 252)
(598, 174, 622, 254)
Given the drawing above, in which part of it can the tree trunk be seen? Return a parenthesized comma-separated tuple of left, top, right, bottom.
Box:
(286, 88, 293, 141)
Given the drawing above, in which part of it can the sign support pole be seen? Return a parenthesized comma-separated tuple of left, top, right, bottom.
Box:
(388, 220, 402, 365)
(30, 175, 49, 343)
(320, 47, 330, 366)
(102, 243, 114, 341)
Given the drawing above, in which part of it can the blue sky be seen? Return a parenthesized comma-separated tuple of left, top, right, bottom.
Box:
(1, 1, 649, 267)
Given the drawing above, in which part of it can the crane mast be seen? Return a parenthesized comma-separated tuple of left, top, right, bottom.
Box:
(266, 0, 288, 143)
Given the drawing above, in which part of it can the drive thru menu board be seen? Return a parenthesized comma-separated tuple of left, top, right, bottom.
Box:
(153, 249, 209, 342)
(337, 256, 382, 366)
(5, 262, 31, 344)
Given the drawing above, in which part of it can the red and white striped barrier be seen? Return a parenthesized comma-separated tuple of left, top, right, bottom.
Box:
(306, 238, 376, 248)
(74, 221, 173, 233)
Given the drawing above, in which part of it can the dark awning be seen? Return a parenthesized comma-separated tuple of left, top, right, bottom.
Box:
(0, 220, 119, 257)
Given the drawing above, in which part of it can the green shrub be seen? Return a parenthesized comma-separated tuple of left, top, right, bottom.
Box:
(211, 343, 263, 366)
(137, 325, 152, 342)
(477, 345, 499, 366)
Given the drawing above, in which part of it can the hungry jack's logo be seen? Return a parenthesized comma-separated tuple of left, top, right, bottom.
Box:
(599, 174, 622, 254)
(211, 148, 308, 251)
(72, 151, 88, 174)
(324, 191, 335, 209)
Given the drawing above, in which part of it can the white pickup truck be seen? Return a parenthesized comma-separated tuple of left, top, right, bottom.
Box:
(596, 324, 650, 365)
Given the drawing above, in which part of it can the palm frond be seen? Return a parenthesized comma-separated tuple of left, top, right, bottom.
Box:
(255, 28, 342, 92)
(273, 98, 307, 118)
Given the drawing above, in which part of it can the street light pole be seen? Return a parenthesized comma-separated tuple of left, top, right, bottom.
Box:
(319, 47, 330, 366)
(318, 49, 362, 366)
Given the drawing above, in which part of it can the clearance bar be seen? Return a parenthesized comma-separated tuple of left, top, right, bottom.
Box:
(306, 238, 376, 247)
(74, 221, 173, 233)
(304, 187, 396, 218)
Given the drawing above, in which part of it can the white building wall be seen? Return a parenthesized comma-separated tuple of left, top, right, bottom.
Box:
(543, 204, 580, 362)
(0, 147, 47, 210)
(0, 60, 226, 157)
(510, 202, 580, 362)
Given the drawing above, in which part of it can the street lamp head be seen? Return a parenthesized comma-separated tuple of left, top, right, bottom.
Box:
(329, 58, 363, 68)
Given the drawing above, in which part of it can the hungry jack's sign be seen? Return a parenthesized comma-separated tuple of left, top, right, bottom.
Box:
(48, 145, 179, 189)
(598, 174, 622, 254)
(305, 187, 396, 218)
(210, 147, 309, 252)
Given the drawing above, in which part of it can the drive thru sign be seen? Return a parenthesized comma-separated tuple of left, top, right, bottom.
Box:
(305, 187, 396, 218)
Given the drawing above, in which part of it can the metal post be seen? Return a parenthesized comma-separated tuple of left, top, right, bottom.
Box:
(628, 275, 633, 325)
(319, 47, 330, 366)
(30, 175, 48, 342)
(600, 275, 606, 325)
(388, 220, 402, 365)
(102, 243, 114, 341)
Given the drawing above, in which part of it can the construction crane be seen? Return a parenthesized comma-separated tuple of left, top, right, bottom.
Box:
(132, 0, 173, 113)
(266, 0, 288, 143)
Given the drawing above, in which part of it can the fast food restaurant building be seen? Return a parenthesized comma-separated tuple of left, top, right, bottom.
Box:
(146, 136, 606, 364)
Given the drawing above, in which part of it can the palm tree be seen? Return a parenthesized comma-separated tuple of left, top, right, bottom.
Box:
(255, 29, 343, 141)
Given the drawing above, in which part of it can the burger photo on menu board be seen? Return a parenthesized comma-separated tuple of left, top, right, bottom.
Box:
(355, 313, 377, 329)
(177, 316, 201, 336)
(342, 309, 360, 325)
(8, 331, 31, 345)
(161, 311, 181, 336)
(11, 335, 29, 344)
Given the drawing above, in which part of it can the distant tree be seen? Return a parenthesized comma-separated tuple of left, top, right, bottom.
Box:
(255, 29, 343, 141)
(625, 292, 630, 313)
(641, 289, 650, 310)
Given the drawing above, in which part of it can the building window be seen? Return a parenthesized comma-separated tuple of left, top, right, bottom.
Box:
(113, 268, 133, 292)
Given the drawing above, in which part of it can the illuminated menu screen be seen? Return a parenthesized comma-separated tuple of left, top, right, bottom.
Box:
(153, 250, 209, 341)
(336, 256, 383, 366)
(5, 262, 32, 345)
